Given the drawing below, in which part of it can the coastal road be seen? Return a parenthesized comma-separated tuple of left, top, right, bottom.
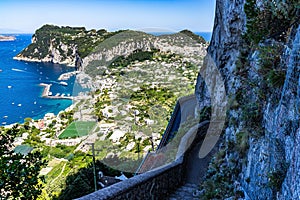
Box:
(178, 95, 197, 124)
(159, 94, 198, 148)
(160, 94, 216, 185)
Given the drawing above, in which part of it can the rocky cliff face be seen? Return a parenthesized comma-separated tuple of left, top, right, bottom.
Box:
(15, 25, 207, 70)
(82, 30, 208, 76)
(196, 0, 300, 199)
(14, 25, 110, 67)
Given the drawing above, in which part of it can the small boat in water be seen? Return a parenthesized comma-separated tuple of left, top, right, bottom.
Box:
(8, 85, 12, 89)
(18, 104, 22, 107)
(59, 81, 68, 86)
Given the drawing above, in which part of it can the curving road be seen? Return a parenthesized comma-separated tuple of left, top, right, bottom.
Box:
(157, 94, 197, 149)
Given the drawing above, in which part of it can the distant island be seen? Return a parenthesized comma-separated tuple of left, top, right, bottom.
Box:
(0, 35, 16, 41)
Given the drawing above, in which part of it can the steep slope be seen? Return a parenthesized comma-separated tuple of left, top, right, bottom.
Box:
(14, 25, 207, 70)
(13, 24, 116, 67)
(195, 0, 300, 199)
(82, 30, 207, 77)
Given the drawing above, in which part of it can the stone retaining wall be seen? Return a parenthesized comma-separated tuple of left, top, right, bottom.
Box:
(77, 157, 184, 200)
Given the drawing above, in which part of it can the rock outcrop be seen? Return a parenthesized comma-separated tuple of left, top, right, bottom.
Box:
(195, 0, 300, 199)
(0, 35, 16, 41)
(14, 25, 111, 67)
(82, 30, 208, 76)
(14, 25, 207, 70)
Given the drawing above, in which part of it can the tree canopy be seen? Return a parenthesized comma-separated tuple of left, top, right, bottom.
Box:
(0, 125, 46, 199)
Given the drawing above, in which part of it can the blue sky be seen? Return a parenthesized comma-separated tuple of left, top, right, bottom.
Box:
(0, 0, 216, 33)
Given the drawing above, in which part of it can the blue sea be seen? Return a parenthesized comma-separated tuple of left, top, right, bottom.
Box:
(195, 32, 212, 42)
(0, 34, 75, 125)
(0, 32, 211, 125)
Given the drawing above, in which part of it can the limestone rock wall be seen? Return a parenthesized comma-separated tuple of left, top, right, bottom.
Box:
(82, 32, 208, 71)
(195, 0, 300, 199)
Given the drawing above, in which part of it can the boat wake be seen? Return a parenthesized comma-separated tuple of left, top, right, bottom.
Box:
(49, 80, 61, 85)
(12, 68, 26, 72)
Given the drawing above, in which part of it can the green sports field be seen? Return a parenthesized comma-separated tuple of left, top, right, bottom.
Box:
(58, 121, 97, 139)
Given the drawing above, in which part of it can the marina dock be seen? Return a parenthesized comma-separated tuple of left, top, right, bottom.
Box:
(39, 83, 73, 100)
(58, 71, 79, 81)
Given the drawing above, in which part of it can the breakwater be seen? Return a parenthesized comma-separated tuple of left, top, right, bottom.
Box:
(39, 83, 73, 100)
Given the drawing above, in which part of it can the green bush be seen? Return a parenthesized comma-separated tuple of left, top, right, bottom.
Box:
(236, 131, 249, 156)
(244, 0, 299, 44)
(109, 49, 155, 68)
(268, 168, 287, 192)
(49, 144, 75, 159)
(266, 69, 286, 88)
(258, 44, 285, 88)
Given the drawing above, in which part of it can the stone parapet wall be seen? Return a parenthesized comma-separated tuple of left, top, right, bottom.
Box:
(77, 157, 184, 200)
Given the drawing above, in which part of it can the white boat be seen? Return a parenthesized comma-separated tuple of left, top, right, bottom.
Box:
(3, 116, 8, 119)
(18, 104, 22, 107)
(8, 85, 12, 89)
(59, 81, 68, 86)
(48, 92, 53, 96)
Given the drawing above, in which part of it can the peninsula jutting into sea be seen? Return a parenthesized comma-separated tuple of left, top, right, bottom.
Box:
(0, 24, 209, 199)
(0, 35, 16, 41)
(1, 0, 299, 199)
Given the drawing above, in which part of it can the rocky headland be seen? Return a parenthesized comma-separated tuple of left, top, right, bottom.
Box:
(9, 24, 209, 198)
(13, 25, 207, 69)
(0, 35, 16, 41)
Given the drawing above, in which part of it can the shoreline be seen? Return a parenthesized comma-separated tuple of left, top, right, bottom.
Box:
(13, 56, 76, 67)
(58, 71, 79, 81)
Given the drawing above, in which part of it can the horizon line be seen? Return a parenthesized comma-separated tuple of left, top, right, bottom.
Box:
(0, 29, 213, 35)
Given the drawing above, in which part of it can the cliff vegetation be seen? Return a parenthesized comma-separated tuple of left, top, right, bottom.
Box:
(196, 0, 300, 199)
(14, 25, 121, 66)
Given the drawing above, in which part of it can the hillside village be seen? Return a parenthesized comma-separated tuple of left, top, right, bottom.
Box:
(4, 26, 208, 199)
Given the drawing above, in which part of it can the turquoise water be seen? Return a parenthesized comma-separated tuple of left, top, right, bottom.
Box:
(0, 34, 75, 125)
